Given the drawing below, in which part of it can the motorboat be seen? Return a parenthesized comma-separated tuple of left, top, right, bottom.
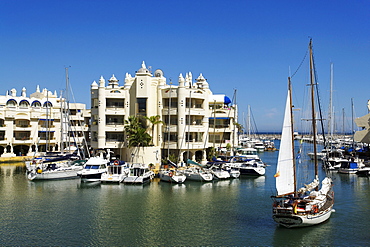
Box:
(209, 165, 231, 180)
(338, 158, 365, 174)
(308, 148, 331, 160)
(227, 156, 266, 176)
(208, 157, 240, 178)
(225, 166, 241, 178)
(254, 142, 265, 152)
(159, 169, 186, 183)
(100, 160, 129, 183)
(236, 147, 259, 159)
(123, 163, 154, 184)
(183, 167, 213, 182)
(77, 156, 109, 182)
(356, 167, 370, 176)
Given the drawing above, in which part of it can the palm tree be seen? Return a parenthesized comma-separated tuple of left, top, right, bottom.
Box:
(126, 127, 151, 147)
(124, 115, 152, 148)
(145, 115, 164, 145)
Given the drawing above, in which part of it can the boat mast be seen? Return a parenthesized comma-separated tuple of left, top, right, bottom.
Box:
(65, 67, 71, 152)
(328, 63, 334, 144)
(309, 40, 319, 180)
(248, 105, 251, 139)
(167, 81, 172, 160)
(288, 77, 297, 195)
(232, 89, 237, 156)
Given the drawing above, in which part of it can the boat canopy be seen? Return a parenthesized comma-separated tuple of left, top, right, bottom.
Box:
(209, 95, 232, 105)
(187, 159, 205, 167)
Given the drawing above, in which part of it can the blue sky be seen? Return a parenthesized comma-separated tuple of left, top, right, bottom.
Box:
(1, 0, 369, 132)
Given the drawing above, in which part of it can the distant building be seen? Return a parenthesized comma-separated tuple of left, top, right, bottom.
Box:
(90, 62, 238, 164)
(0, 86, 90, 157)
(354, 100, 370, 143)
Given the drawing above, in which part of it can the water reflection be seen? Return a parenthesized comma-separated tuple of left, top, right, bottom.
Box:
(1, 154, 370, 246)
(273, 220, 334, 246)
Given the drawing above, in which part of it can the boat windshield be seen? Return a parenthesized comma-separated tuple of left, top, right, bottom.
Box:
(84, 165, 101, 169)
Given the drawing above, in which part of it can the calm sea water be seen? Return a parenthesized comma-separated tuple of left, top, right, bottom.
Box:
(1, 141, 370, 246)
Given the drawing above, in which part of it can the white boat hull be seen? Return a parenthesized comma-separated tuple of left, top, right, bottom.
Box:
(212, 170, 231, 180)
(27, 168, 81, 180)
(123, 174, 153, 184)
(159, 172, 186, 183)
(273, 206, 333, 228)
(229, 170, 240, 178)
(184, 172, 213, 182)
(100, 174, 126, 183)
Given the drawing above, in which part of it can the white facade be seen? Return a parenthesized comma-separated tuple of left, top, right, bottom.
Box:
(0, 86, 90, 157)
(90, 62, 238, 165)
(354, 100, 370, 143)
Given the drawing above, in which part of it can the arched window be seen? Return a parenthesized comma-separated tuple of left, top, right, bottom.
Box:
(31, 101, 42, 107)
(19, 100, 30, 107)
(43, 101, 53, 108)
(6, 99, 17, 107)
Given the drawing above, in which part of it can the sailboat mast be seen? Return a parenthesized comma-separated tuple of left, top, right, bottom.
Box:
(288, 77, 297, 194)
(65, 67, 71, 152)
(167, 82, 172, 159)
(309, 40, 319, 178)
(329, 63, 334, 140)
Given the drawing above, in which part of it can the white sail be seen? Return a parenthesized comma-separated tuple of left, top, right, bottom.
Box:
(275, 88, 295, 195)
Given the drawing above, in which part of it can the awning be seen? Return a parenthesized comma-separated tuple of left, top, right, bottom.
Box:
(209, 95, 232, 104)
(224, 96, 231, 104)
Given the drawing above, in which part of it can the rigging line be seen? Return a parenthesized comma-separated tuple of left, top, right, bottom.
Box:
(291, 48, 309, 79)
(219, 90, 237, 148)
(250, 108, 259, 135)
(68, 77, 90, 158)
(311, 43, 332, 177)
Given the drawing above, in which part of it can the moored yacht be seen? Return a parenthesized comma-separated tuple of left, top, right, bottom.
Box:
(183, 167, 213, 182)
(77, 156, 109, 182)
(338, 158, 365, 174)
(100, 161, 129, 183)
(228, 156, 266, 176)
(209, 165, 231, 180)
(159, 169, 186, 183)
(27, 159, 86, 181)
(123, 163, 154, 184)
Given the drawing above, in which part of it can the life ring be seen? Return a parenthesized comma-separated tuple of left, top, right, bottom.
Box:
(113, 160, 119, 165)
(312, 205, 319, 214)
(169, 172, 173, 177)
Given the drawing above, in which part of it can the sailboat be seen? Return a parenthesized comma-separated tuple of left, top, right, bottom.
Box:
(27, 68, 88, 180)
(272, 40, 335, 228)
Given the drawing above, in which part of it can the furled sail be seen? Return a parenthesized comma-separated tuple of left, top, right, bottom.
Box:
(275, 88, 295, 195)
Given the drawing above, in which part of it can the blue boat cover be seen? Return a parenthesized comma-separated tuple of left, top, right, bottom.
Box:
(224, 96, 231, 104)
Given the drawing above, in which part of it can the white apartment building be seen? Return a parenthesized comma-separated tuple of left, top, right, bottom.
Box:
(90, 62, 238, 164)
(0, 86, 90, 157)
(355, 100, 370, 143)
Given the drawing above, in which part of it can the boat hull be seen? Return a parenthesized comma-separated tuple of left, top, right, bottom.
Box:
(184, 172, 213, 182)
(28, 169, 81, 180)
(273, 207, 333, 228)
(100, 174, 126, 183)
(78, 172, 105, 182)
(239, 167, 265, 176)
(123, 175, 152, 184)
(159, 173, 186, 183)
